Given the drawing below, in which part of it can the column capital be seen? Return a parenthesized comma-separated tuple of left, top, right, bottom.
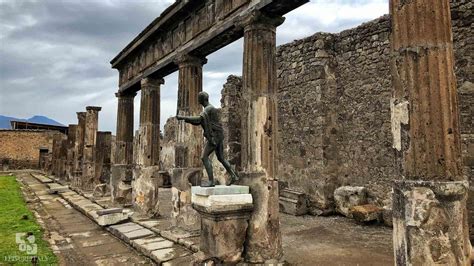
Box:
(141, 76, 164, 88)
(76, 112, 86, 119)
(174, 53, 207, 67)
(238, 11, 285, 32)
(115, 91, 137, 98)
(86, 106, 102, 112)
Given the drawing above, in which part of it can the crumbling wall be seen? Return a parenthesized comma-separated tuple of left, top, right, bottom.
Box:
(161, 117, 177, 172)
(0, 130, 62, 170)
(275, 0, 473, 214)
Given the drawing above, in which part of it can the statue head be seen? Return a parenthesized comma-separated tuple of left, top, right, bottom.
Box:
(198, 91, 209, 106)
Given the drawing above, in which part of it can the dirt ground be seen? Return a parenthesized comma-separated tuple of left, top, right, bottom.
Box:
(280, 214, 394, 265)
(157, 187, 394, 265)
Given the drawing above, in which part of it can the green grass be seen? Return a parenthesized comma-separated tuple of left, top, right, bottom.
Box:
(0, 175, 57, 265)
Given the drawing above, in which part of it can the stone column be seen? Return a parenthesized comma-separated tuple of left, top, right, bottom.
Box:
(390, 0, 471, 264)
(74, 112, 86, 178)
(82, 106, 101, 190)
(238, 11, 284, 263)
(66, 124, 78, 181)
(111, 91, 136, 205)
(133, 77, 164, 217)
(175, 54, 206, 168)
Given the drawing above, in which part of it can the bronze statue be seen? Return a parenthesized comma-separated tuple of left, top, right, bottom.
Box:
(176, 91, 239, 187)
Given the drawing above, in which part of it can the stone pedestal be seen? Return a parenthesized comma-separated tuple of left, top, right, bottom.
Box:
(393, 180, 470, 265)
(171, 168, 202, 230)
(192, 185, 253, 264)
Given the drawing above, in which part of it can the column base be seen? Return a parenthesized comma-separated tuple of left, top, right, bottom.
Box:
(171, 168, 202, 230)
(393, 179, 471, 265)
(132, 166, 161, 217)
(238, 172, 282, 263)
(192, 185, 253, 264)
(111, 164, 133, 205)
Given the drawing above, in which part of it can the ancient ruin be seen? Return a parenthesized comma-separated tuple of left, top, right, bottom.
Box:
(1, 0, 472, 265)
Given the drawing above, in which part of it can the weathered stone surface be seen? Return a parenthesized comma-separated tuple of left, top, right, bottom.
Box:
(97, 208, 123, 216)
(95, 212, 129, 226)
(279, 189, 308, 216)
(349, 204, 383, 223)
(46, 184, 69, 194)
(110, 164, 133, 204)
(124, 228, 154, 241)
(392, 180, 470, 265)
(334, 186, 368, 217)
(192, 189, 253, 264)
(132, 166, 161, 217)
(150, 247, 191, 264)
(131, 237, 173, 257)
(171, 168, 202, 229)
(82, 106, 101, 191)
(382, 206, 393, 227)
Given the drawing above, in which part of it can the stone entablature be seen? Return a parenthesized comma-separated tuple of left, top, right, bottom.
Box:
(110, 0, 308, 93)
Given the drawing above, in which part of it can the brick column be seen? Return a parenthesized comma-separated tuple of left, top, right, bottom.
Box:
(82, 106, 101, 190)
(175, 54, 206, 168)
(111, 91, 136, 204)
(390, 0, 470, 264)
(133, 77, 163, 217)
(239, 11, 285, 263)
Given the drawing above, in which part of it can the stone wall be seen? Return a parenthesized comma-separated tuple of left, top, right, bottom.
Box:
(0, 130, 63, 170)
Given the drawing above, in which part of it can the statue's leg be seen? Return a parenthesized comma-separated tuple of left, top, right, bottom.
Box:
(215, 141, 239, 185)
(201, 142, 216, 187)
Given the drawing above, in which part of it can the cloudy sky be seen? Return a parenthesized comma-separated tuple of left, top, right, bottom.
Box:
(0, 0, 388, 133)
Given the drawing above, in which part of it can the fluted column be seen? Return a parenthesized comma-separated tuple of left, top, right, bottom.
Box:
(175, 54, 206, 168)
(239, 11, 285, 263)
(137, 77, 163, 167)
(115, 92, 136, 167)
(133, 77, 163, 217)
(82, 106, 101, 190)
(390, 0, 470, 264)
(111, 91, 136, 205)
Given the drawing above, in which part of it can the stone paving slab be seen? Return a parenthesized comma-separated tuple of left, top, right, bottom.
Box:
(162, 254, 195, 266)
(123, 228, 155, 242)
(150, 246, 191, 264)
(131, 237, 174, 257)
(31, 173, 53, 183)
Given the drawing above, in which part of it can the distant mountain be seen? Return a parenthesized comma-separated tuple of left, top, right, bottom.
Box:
(0, 115, 65, 129)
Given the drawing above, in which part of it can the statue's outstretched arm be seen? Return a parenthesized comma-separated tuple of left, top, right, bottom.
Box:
(177, 115, 201, 125)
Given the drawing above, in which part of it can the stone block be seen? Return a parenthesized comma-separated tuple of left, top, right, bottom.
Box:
(97, 208, 123, 216)
(279, 189, 307, 216)
(131, 237, 174, 256)
(95, 212, 129, 226)
(47, 184, 69, 194)
(349, 204, 383, 223)
(192, 194, 253, 208)
(150, 247, 191, 264)
(334, 186, 368, 217)
(123, 228, 155, 241)
(191, 185, 249, 196)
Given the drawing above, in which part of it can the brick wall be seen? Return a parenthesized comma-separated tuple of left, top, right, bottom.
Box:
(0, 130, 64, 170)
